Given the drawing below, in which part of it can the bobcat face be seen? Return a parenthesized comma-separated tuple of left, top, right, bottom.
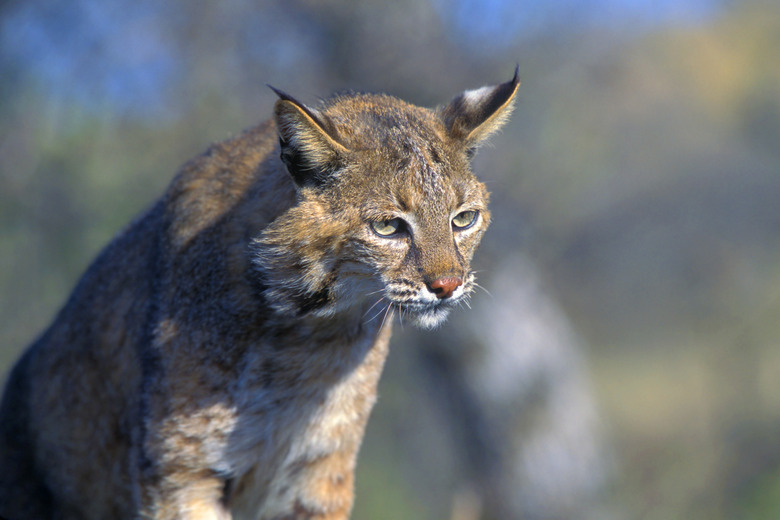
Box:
(254, 72, 518, 329)
(349, 137, 491, 329)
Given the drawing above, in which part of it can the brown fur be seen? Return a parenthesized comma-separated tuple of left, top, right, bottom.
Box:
(0, 70, 519, 520)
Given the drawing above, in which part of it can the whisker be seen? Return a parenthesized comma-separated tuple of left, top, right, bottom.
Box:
(366, 299, 390, 324)
(362, 296, 387, 319)
(379, 303, 394, 330)
(471, 282, 493, 299)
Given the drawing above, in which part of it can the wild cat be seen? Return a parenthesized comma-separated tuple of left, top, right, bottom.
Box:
(0, 69, 519, 519)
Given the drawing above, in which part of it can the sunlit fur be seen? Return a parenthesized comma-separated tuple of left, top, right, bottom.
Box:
(256, 91, 511, 329)
(0, 71, 518, 520)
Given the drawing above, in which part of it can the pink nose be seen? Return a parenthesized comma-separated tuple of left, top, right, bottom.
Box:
(428, 277, 462, 299)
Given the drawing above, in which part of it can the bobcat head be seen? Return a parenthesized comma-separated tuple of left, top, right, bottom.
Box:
(253, 70, 519, 329)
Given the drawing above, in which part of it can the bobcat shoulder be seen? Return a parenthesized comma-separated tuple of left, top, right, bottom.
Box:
(0, 70, 519, 520)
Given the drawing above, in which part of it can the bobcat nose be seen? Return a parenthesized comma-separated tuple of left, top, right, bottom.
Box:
(427, 277, 462, 299)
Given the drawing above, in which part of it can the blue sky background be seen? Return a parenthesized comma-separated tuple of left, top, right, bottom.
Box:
(2, 0, 722, 115)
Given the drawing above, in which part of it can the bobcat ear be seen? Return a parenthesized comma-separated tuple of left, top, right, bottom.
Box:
(270, 86, 349, 186)
(440, 66, 520, 151)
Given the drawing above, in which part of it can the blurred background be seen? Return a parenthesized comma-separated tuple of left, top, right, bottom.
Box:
(1, 0, 779, 518)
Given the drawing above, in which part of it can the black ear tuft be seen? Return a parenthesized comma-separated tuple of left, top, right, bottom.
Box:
(269, 86, 348, 187)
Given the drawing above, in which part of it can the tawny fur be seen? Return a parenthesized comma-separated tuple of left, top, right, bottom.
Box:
(0, 71, 519, 520)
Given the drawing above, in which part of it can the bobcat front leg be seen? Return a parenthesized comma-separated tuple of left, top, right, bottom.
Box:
(138, 472, 231, 520)
(256, 448, 358, 520)
(136, 400, 237, 519)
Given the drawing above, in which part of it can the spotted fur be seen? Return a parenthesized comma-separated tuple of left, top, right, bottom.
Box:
(0, 70, 519, 520)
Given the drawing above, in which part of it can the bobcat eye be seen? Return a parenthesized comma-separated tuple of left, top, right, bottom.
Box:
(370, 218, 406, 237)
(452, 210, 478, 230)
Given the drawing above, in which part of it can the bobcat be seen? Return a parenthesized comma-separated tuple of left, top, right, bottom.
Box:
(0, 70, 519, 520)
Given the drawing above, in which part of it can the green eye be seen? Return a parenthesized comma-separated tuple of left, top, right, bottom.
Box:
(452, 210, 478, 229)
(371, 218, 405, 237)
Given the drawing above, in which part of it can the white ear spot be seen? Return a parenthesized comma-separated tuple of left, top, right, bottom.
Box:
(462, 86, 493, 107)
